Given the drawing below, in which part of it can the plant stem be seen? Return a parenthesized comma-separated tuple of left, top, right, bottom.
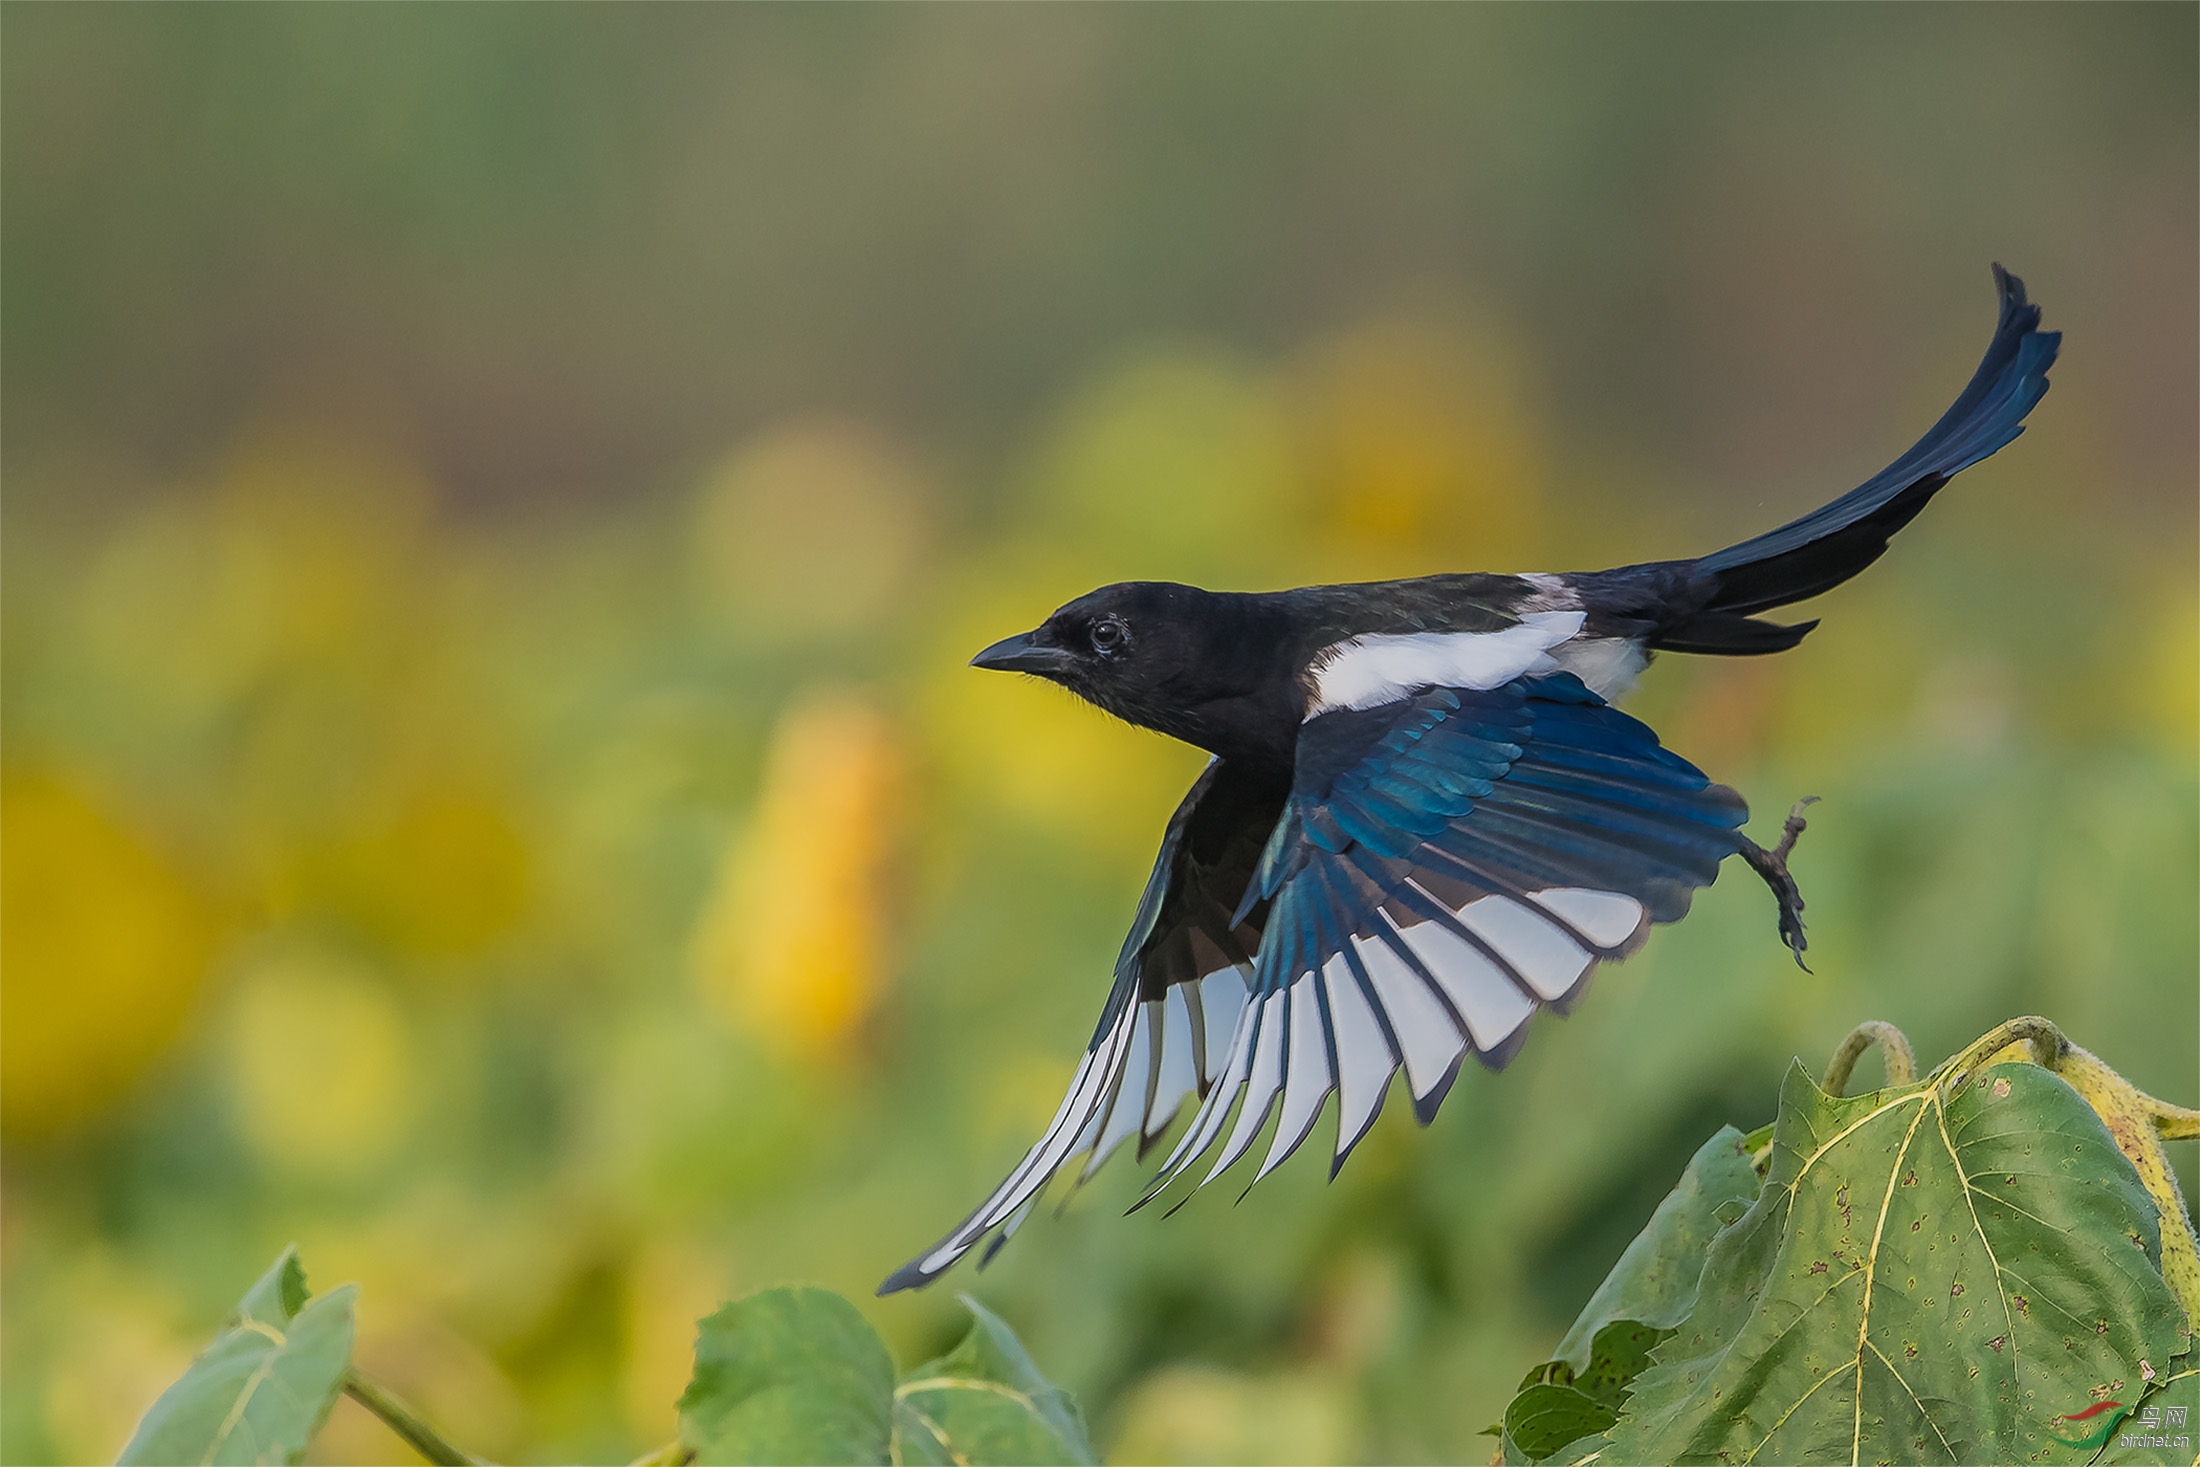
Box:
(1932, 1014, 2067, 1089)
(2148, 1099, 2200, 1141)
(343, 1369, 479, 1466)
(1821, 1020, 1916, 1096)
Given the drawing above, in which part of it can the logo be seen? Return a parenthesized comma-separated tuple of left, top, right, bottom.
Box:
(2047, 1399, 2128, 1450)
(2050, 1397, 2193, 1452)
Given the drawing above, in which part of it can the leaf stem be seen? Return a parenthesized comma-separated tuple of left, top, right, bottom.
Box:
(342, 1370, 479, 1466)
(1930, 1014, 2067, 1090)
(1821, 1021, 1916, 1097)
(2147, 1099, 2200, 1141)
(624, 1440, 694, 1466)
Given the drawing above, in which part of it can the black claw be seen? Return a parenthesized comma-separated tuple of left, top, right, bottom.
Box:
(1739, 797, 1817, 970)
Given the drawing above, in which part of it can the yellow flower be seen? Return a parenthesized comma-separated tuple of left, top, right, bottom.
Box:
(223, 942, 419, 1179)
(1294, 313, 1547, 578)
(1, 776, 220, 1136)
(319, 782, 534, 960)
(692, 690, 905, 1063)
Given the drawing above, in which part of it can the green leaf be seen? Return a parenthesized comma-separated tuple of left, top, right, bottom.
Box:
(892, 1295, 1097, 1466)
(118, 1247, 355, 1467)
(1552, 1124, 1762, 1374)
(1497, 1125, 1762, 1464)
(1609, 1060, 2188, 1465)
(677, 1287, 896, 1466)
(1502, 1321, 1667, 1462)
(1505, 1380, 1618, 1462)
(231, 1247, 310, 1330)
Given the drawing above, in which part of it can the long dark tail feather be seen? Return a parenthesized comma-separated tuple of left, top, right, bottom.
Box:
(1651, 610, 1820, 657)
(1657, 265, 2058, 650)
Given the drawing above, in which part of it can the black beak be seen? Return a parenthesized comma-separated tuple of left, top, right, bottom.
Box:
(970, 628, 1075, 677)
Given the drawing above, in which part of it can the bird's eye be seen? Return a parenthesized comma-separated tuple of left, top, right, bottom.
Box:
(1089, 617, 1127, 654)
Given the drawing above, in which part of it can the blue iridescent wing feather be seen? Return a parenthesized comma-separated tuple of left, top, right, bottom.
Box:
(1142, 673, 1747, 1202)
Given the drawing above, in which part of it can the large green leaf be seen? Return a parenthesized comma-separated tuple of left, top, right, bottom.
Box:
(1499, 1127, 1762, 1464)
(117, 1247, 356, 1467)
(677, 1288, 896, 1466)
(1552, 1124, 1763, 1371)
(893, 1295, 1097, 1466)
(1609, 1060, 2187, 1464)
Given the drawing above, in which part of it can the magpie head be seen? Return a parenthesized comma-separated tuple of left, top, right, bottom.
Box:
(969, 581, 1226, 733)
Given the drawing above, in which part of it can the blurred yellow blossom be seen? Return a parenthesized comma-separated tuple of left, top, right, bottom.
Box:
(1, 775, 221, 1136)
(317, 780, 535, 961)
(1294, 313, 1547, 578)
(692, 689, 905, 1062)
(691, 420, 933, 641)
(224, 943, 421, 1179)
(80, 431, 435, 713)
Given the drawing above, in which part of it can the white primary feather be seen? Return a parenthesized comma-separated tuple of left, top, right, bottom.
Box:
(1322, 954, 1397, 1156)
(1453, 893, 1594, 1001)
(1351, 931, 1466, 1098)
(1257, 976, 1335, 1180)
(1529, 887, 1646, 949)
(1387, 898, 1537, 1049)
(1144, 988, 1201, 1140)
(1206, 990, 1290, 1182)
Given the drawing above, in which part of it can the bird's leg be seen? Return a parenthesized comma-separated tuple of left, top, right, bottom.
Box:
(1738, 797, 1817, 969)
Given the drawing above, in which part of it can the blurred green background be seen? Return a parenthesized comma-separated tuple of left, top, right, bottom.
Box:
(4, 7, 2194, 1464)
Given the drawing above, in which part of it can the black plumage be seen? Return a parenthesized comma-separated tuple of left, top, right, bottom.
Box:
(879, 266, 2059, 1295)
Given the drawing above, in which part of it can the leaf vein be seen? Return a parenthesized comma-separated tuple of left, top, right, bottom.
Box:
(1864, 1337, 1957, 1463)
(1936, 1100, 2021, 1395)
(1743, 1358, 1851, 1464)
(900, 1402, 964, 1467)
(1851, 1090, 1935, 1465)
(896, 1376, 1040, 1412)
(202, 1352, 281, 1467)
(1794, 1093, 1932, 1188)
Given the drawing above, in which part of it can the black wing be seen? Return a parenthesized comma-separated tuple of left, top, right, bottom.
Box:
(878, 758, 1287, 1294)
(1139, 673, 1748, 1202)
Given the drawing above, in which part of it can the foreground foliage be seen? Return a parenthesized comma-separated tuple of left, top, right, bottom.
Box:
(118, 1250, 355, 1467)
(116, 1015, 2191, 1465)
(118, 1265, 1091, 1467)
(1497, 1017, 2200, 1467)
(674, 1288, 1095, 1466)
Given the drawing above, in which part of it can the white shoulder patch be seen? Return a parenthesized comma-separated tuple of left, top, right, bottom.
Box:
(1307, 610, 1586, 717)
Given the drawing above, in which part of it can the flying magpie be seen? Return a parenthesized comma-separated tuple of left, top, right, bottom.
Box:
(880, 266, 2058, 1295)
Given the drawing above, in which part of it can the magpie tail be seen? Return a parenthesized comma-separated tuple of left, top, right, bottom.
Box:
(1648, 264, 2059, 657)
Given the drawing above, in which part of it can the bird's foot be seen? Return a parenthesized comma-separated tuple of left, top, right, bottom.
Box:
(1739, 797, 1817, 970)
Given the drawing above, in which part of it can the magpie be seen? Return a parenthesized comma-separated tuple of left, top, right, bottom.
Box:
(880, 266, 2058, 1295)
